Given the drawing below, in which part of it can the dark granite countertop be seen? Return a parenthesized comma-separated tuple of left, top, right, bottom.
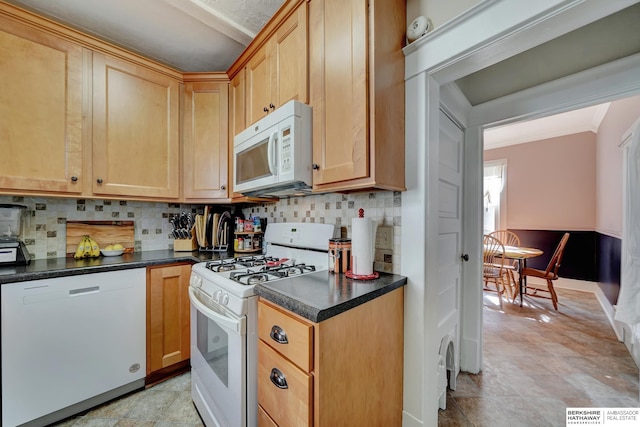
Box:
(254, 270, 407, 322)
(0, 250, 234, 285)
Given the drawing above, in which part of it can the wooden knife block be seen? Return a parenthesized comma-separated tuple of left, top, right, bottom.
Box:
(173, 234, 197, 252)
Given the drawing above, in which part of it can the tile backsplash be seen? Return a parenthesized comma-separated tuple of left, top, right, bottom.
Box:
(242, 191, 402, 274)
(1, 190, 401, 273)
(0, 196, 197, 259)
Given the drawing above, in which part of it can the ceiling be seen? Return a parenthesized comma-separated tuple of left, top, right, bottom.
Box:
(3, 0, 285, 72)
(460, 2, 640, 150)
(483, 103, 611, 150)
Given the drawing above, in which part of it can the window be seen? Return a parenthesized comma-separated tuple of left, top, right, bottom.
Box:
(483, 159, 507, 234)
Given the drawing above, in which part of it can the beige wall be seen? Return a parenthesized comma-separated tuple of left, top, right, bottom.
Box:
(407, 0, 481, 29)
(596, 94, 640, 238)
(484, 132, 597, 231)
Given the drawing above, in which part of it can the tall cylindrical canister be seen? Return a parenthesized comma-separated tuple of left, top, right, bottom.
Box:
(329, 238, 352, 273)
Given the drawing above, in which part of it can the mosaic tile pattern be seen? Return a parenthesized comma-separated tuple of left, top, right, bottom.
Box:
(242, 190, 402, 274)
(0, 196, 198, 260)
(1, 190, 402, 272)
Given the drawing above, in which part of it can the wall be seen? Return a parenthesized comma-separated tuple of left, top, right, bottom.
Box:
(484, 131, 597, 230)
(0, 195, 197, 259)
(407, 0, 481, 29)
(242, 191, 402, 274)
(1, 190, 401, 274)
(596, 94, 640, 238)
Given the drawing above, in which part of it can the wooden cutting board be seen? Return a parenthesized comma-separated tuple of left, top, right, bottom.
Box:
(66, 220, 135, 256)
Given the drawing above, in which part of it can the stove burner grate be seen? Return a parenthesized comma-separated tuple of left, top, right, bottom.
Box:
(228, 263, 317, 285)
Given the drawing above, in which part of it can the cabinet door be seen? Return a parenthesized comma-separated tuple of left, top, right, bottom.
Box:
(310, 0, 369, 186)
(0, 16, 83, 194)
(183, 81, 229, 200)
(92, 53, 180, 199)
(229, 70, 246, 199)
(147, 264, 192, 374)
(246, 45, 273, 126)
(229, 69, 246, 140)
(273, 2, 308, 107)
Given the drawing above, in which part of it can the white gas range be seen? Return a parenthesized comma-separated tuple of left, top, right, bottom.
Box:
(188, 222, 336, 427)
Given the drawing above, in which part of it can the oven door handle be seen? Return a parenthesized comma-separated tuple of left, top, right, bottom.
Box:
(188, 287, 246, 335)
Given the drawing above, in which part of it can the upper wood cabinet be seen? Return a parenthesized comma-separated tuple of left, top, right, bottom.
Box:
(183, 79, 229, 201)
(0, 13, 84, 195)
(309, 0, 406, 193)
(92, 53, 181, 199)
(246, 2, 308, 126)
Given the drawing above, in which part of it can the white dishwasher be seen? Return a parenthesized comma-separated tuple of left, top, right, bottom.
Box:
(1, 268, 146, 427)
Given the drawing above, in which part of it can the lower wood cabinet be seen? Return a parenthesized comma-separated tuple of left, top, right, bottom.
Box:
(257, 287, 404, 426)
(146, 263, 192, 383)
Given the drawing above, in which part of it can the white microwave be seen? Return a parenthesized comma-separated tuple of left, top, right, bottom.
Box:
(233, 100, 313, 197)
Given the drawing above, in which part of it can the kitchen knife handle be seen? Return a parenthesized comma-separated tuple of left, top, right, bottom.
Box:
(270, 368, 288, 389)
(270, 325, 288, 344)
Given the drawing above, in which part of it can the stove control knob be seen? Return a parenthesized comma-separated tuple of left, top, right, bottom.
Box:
(190, 275, 202, 288)
(214, 290, 223, 302)
(222, 294, 230, 305)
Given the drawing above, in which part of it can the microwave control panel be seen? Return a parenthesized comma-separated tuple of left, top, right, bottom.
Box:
(281, 127, 292, 173)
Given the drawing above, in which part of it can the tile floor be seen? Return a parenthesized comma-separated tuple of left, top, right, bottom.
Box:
(50, 372, 203, 427)
(439, 288, 640, 426)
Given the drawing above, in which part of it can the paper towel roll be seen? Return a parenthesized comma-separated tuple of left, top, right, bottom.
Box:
(351, 217, 374, 275)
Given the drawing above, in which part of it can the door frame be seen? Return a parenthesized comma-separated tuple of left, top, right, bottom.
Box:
(402, 1, 640, 426)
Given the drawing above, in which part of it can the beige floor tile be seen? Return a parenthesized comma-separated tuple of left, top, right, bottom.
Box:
(440, 289, 640, 426)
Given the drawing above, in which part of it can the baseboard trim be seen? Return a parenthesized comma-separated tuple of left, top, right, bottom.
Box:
(594, 286, 624, 341)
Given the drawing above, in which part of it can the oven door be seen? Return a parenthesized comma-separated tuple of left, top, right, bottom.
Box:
(189, 287, 247, 427)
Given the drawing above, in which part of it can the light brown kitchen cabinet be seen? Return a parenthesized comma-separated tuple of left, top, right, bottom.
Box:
(246, 2, 308, 126)
(146, 263, 192, 382)
(0, 12, 84, 195)
(92, 53, 180, 199)
(309, 0, 406, 192)
(257, 287, 404, 426)
(182, 78, 229, 201)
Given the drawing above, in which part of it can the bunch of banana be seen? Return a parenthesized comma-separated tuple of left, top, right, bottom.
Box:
(73, 235, 100, 259)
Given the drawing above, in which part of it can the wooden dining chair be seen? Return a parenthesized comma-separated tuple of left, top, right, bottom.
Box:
(520, 233, 570, 310)
(483, 235, 510, 305)
(488, 230, 521, 301)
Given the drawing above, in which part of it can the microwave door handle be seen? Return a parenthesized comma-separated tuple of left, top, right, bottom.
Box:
(267, 131, 277, 175)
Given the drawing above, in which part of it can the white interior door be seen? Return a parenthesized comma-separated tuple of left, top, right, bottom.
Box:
(436, 109, 464, 408)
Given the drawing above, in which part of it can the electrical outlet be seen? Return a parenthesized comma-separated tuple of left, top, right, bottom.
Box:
(375, 226, 393, 250)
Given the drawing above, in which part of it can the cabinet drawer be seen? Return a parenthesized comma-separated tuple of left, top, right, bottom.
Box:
(258, 300, 313, 372)
(258, 341, 312, 427)
(258, 405, 278, 427)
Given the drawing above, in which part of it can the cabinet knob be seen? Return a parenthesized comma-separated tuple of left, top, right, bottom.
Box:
(221, 185, 226, 191)
(70, 176, 78, 182)
(269, 103, 275, 110)
(270, 368, 288, 389)
(312, 163, 320, 170)
(263, 107, 269, 113)
(96, 178, 103, 184)
(461, 254, 469, 262)
(270, 325, 288, 344)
